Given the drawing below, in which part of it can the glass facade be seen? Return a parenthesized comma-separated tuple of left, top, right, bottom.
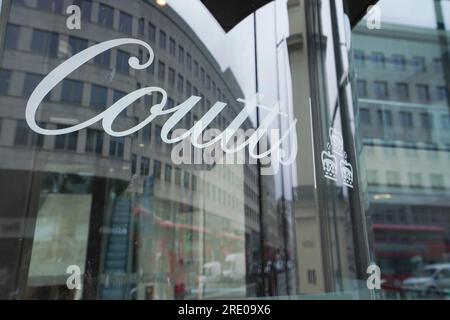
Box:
(0, 0, 448, 300)
(353, 0, 450, 299)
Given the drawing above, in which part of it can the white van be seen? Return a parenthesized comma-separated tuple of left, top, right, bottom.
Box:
(222, 253, 246, 282)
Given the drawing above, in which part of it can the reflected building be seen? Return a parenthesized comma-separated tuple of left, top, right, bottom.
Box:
(287, 0, 363, 296)
(0, 0, 265, 299)
(353, 20, 450, 289)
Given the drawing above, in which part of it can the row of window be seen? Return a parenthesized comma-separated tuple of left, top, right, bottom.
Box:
(370, 205, 450, 225)
(4, 24, 128, 72)
(360, 107, 450, 130)
(11, 1, 230, 104)
(0, 68, 237, 134)
(365, 143, 450, 159)
(131, 154, 243, 208)
(9, 120, 125, 158)
(4, 25, 231, 114)
(367, 170, 447, 189)
(0, 116, 246, 203)
(0, 68, 130, 109)
(354, 50, 444, 73)
(14, 0, 131, 34)
(356, 79, 448, 103)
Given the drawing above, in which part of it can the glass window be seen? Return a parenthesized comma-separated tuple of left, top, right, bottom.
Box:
(186, 81, 192, 97)
(374, 81, 389, 98)
(192, 174, 197, 191)
(354, 50, 365, 67)
(153, 160, 161, 179)
(148, 23, 156, 42)
(186, 53, 192, 71)
(68, 36, 88, 55)
(94, 50, 110, 68)
(356, 80, 367, 97)
(85, 129, 103, 155)
(378, 110, 393, 126)
(169, 38, 176, 56)
(131, 154, 137, 174)
(61, 79, 83, 104)
(109, 137, 124, 158)
(412, 56, 426, 72)
(178, 45, 184, 64)
(417, 84, 430, 102)
(183, 171, 190, 189)
(396, 83, 409, 100)
(89, 84, 107, 111)
(399, 111, 413, 128)
(138, 18, 145, 37)
(175, 168, 181, 186)
(5, 24, 19, 50)
(55, 125, 78, 151)
(420, 113, 433, 129)
(158, 61, 165, 81)
(119, 12, 133, 35)
(23, 73, 48, 100)
(14, 120, 31, 146)
(30, 29, 59, 57)
(168, 68, 175, 86)
(14, 121, 45, 147)
(159, 30, 166, 49)
(372, 52, 386, 68)
(433, 58, 443, 73)
(142, 123, 151, 142)
(392, 54, 406, 71)
(116, 50, 130, 74)
(73, 0, 92, 21)
(206, 74, 211, 90)
(113, 90, 126, 103)
(98, 4, 114, 28)
(36, 0, 62, 13)
(0, 70, 12, 96)
(436, 86, 448, 102)
(141, 157, 150, 176)
(200, 67, 205, 83)
(177, 74, 184, 93)
(193, 60, 199, 77)
(164, 164, 172, 182)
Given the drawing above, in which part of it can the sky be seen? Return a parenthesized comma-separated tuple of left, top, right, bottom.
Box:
(168, 0, 290, 105)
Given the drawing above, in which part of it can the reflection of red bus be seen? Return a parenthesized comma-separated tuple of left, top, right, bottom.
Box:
(372, 224, 449, 290)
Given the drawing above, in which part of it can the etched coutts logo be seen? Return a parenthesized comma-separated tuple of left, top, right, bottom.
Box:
(321, 150, 337, 181)
(25, 39, 298, 175)
(340, 159, 354, 188)
(321, 128, 354, 188)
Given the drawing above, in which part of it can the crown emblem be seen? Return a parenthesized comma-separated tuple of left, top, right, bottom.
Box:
(321, 150, 337, 181)
(329, 128, 344, 156)
(340, 159, 354, 188)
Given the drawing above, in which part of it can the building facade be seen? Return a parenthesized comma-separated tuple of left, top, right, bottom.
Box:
(1, 0, 448, 301)
(353, 17, 450, 295)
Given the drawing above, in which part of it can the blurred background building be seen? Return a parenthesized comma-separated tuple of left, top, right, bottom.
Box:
(352, 0, 450, 297)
